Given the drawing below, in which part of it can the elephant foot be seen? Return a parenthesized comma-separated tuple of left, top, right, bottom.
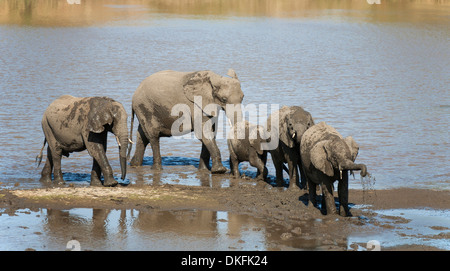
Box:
(198, 160, 210, 171)
(54, 178, 65, 186)
(130, 155, 143, 167)
(103, 177, 118, 187)
(211, 164, 227, 174)
(39, 175, 52, 184)
(90, 172, 103, 187)
(339, 205, 352, 217)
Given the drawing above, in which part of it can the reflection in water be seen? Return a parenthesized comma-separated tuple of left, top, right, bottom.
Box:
(0, 0, 449, 190)
(348, 208, 450, 250)
(0, 208, 319, 251)
(1, 0, 449, 26)
(1, 207, 448, 250)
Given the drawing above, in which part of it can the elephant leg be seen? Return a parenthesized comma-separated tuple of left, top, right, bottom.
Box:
(261, 152, 268, 181)
(90, 159, 103, 186)
(229, 155, 240, 178)
(199, 143, 211, 171)
(338, 171, 351, 217)
(85, 132, 117, 187)
(308, 178, 318, 208)
(201, 138, 226, 174)
(298, 158, 307, 190)
(249, 152, 267, 181)
(51, 147, 64, 185)
(286, 152, 299, 190)
(322, 182, 338, 215)
(149, 135, 162, 170)
(130, 124, 149, 167)
(42, 129, 64, 185)
(39, 146, 53, 184)
(90, 135, 108, 186)
(270, 149, 284, 187)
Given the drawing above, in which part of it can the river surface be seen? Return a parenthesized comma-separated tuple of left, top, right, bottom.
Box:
(0, 0, 449, 251)
(1, 0, 449, 191)
(1, 207, 449, 251)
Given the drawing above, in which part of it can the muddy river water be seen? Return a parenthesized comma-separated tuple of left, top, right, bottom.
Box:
(0, 0, 449, 251)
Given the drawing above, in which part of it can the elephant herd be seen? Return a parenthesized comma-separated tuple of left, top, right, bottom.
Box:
(36, 69, 368, 216)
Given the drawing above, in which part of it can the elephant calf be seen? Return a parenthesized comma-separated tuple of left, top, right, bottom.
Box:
(36, 95, 129, 187)
(300, 122, 368, 216)
(267, 106, 314, 189)
(227, 121, 268, 181)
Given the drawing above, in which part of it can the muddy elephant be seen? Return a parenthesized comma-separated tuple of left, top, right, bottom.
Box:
(227, 120, 268, 181)
(267, 106, 314, 189)
(36, 95, 129, 187)
(301, 122, 368, 216)
(129, 69, 244, 174)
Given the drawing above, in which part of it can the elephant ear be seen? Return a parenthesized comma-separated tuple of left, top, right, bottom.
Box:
(310, 140, 334, 177)
(249, 125, 264, 155)
(344, 136, 359, 161)
(183, 71, 216, 115)
(227, 68, 238, 80)
(86, 97, 113, 133)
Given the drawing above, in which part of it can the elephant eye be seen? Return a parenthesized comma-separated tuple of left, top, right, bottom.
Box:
(220, 97, 228, 103)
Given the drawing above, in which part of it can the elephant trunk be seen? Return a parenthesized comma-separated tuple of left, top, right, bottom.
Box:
(339, 159, 368, 177)
(115, 118, 128, 180)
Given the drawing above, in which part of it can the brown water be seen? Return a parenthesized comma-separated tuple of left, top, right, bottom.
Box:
(1, 207, 449, 251)
(0, 208, 321, 251)
(0, 0, 449, 190)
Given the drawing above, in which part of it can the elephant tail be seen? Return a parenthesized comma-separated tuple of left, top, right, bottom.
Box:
(282, 164, 289, 174)
(127, 108, 135, 160)
(36, 138, 47, 168)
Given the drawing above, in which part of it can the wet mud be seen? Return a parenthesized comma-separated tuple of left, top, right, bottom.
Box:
(1, 175, 449, 251)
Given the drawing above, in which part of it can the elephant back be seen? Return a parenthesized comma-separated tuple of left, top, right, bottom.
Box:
(301, 122, 342, 166)
(133, 70, 192, 101)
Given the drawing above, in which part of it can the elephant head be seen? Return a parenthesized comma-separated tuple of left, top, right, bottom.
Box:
(274, 106, 314, 149)
(249, 124, 270, 156)
(310, 136, 367, 179)
(86, 97, 128, 180)
(183, 69, 244, 125)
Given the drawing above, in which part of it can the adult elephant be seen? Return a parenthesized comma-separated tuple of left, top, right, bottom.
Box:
(129, 69, 244, 174)
(267, 106, 314, 189)
(36, 95, 129, 187)
(301, 122, 368, 216)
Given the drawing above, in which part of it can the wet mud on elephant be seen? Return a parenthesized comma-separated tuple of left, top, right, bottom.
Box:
(129, 69, 244, 174)
(227, 120, 269, 181)
(36, 95, 129, 187)
(267, 106, 314, 190)
(301, 122, 368, 216)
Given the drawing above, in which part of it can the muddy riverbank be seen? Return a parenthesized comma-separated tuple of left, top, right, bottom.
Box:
(1, 183, 449, 251)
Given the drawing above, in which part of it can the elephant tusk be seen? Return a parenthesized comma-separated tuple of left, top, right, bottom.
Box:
(228, 118, 233, 128)
(340, 170, 343, 180)
(128, 138, 135, 144)
(115, 136, 121, 147)
(292, 132, 296, 139)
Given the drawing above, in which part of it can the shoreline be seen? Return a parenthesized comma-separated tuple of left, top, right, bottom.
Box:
(1, 185, 449, 251)
(1, 185, 448, 211)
